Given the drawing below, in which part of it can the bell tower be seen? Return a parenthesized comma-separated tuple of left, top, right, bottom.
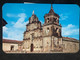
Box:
(43, 4, 62, 37)
(26, 10, 41, 31)
(42, 4, 63, 52)
(44, 4, 59, 25)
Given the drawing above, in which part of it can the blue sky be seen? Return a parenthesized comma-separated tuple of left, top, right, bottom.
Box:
(2, 3, 79, 41)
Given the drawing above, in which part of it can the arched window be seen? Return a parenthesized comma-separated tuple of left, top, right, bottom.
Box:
(47, 27, 49, 30)
(47, 18, 49, 20)
(47, 27, 49, 33)
(56, 28, 58, 32)
(46, 27, 49, 35)
(47, 18, 49, 23)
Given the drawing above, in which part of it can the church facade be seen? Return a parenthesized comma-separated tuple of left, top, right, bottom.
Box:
(22, 4, 79, 53)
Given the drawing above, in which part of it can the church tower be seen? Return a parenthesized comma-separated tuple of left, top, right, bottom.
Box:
(43, 4, 63, 52)
(23, 4, 63, 53)
(43, 4, 62, 37)
(23, 11, 42, 52)
(26, 10, 41, 31)
(44, 4, 59, 25)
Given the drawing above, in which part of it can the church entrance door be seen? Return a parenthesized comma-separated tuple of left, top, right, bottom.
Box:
(31, 43, 33, 52)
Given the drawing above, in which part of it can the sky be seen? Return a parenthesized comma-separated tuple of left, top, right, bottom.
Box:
(2, 3, 79, 41)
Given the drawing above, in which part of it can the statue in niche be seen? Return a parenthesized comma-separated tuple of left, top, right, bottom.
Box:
(30, 33, 34, 43)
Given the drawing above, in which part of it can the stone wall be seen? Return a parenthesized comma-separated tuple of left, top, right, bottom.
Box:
(24, 29, 42, 40)
(43, 36, 51, 52)
(62, 40, 79, 53)
(22, 4, 79, 53)
(3, 43, 18, 52)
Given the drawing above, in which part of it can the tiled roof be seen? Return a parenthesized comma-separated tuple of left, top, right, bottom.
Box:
(3, 39, 23, 44)
(62, 37, 79, 42)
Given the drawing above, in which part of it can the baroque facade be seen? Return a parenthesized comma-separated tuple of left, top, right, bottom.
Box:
(22, 4, 79, 53)
(2, 4, 79, 53)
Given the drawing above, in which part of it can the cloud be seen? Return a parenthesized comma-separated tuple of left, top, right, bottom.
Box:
(6, 13, 18, 17)
(18, 13, 27, 18)
(13, 13, 28, 28)
(4, 13, 79, 40)
(3, 26, 8, 33)
(3, 26, 25, 41)
(3, 13, 28, 41)
(3, 28, 23, 40)
(62, 24, 79, 36)
(59, 14, 68, 20)
(3, 24, 79, 40)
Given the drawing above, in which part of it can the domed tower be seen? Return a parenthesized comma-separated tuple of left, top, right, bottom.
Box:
(26, 10, 41, 31)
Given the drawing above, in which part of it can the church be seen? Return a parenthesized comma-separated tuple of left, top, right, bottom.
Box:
(22, 4, 79, 53)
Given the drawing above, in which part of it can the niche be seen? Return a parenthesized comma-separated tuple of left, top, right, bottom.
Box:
(46, 27, 49, 35)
